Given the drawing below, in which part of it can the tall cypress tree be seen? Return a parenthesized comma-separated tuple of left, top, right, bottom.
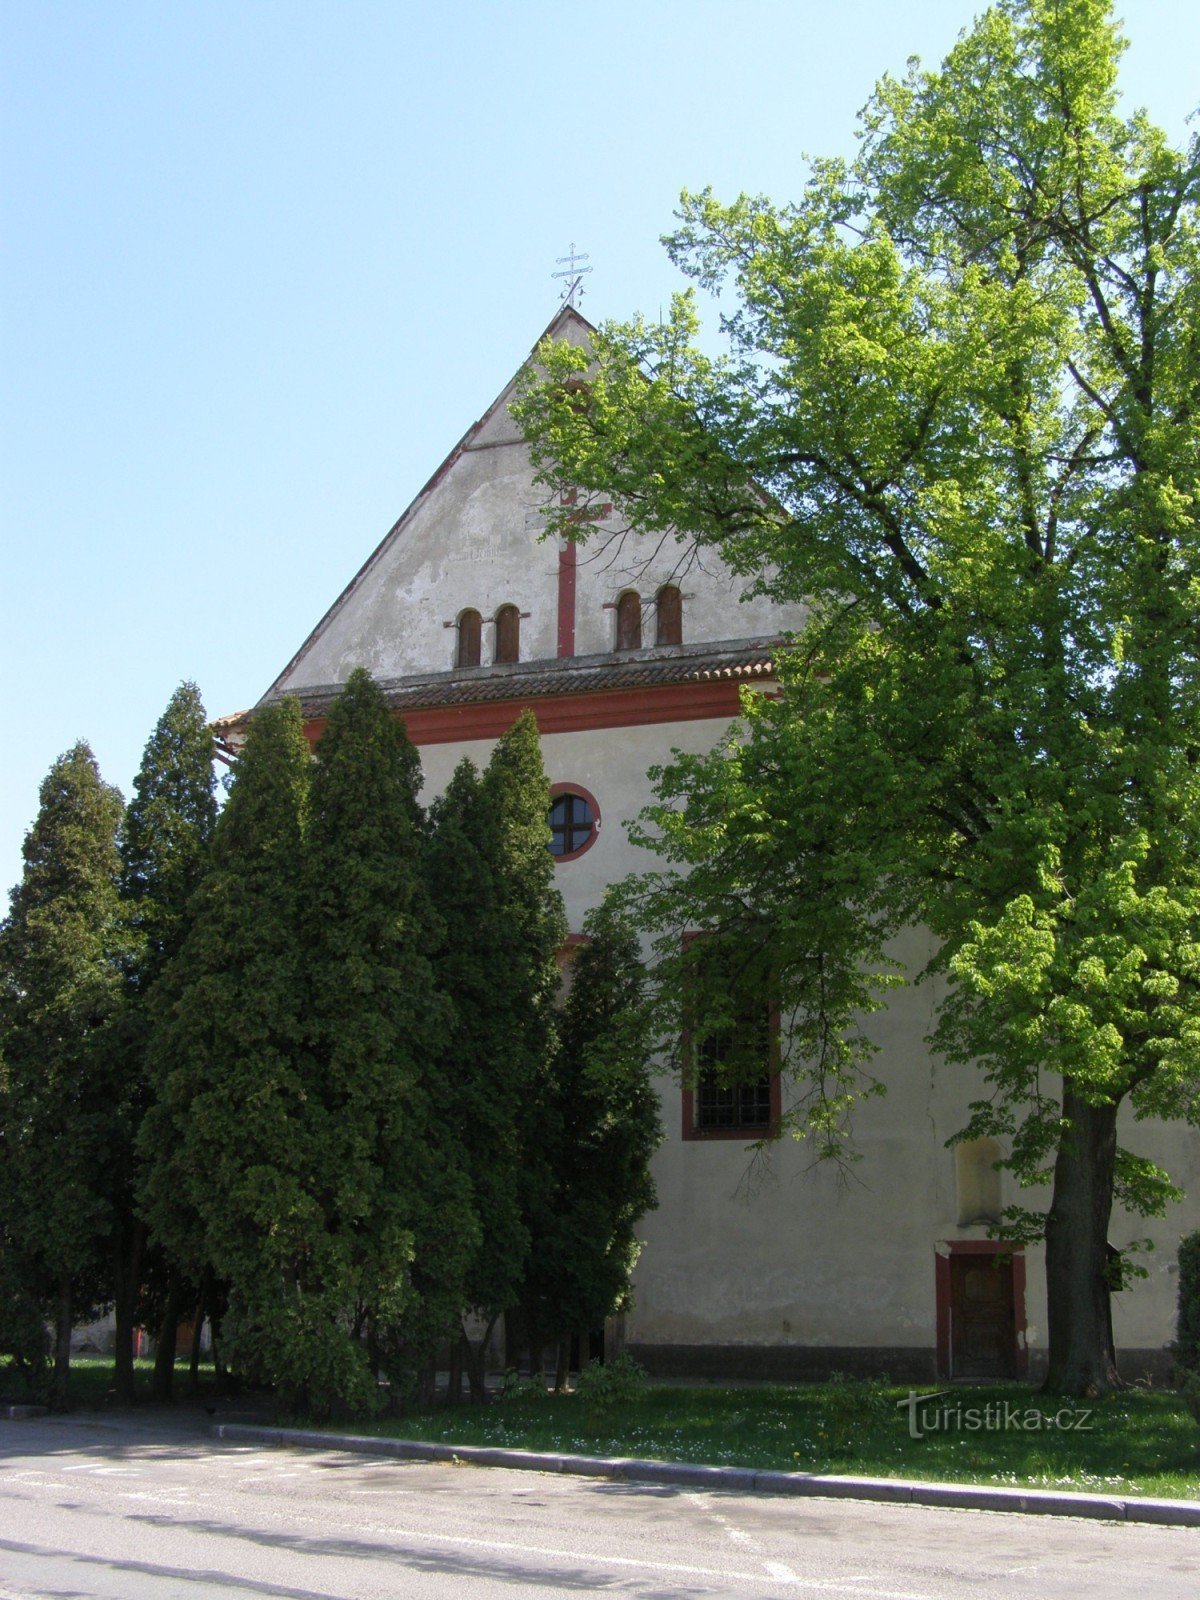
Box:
(139, 698, 318, 1407)
(482, 712, 567, 1390)
(303, 668, 477, 1408)
(426, 758, 526, 1390)
(524, 907, 661, 1378)
(0, 743, 128, 1408)
(111, 683, 217, 1401)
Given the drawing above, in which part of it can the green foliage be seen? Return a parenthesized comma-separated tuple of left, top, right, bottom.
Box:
(121, 682, 218, 986)
(1176, 1233, 1200, 1376)
(574, 1352, 648, 1418)
(523, 907, 661, 1341)
(498, 1368, 548, 1403)
(515, 0, 1200, 1388)
(426, 758, 528, 1322)
(138, 699, 342, 1409)
(483, 712, 569, 1322)
(302, 668, 477, 1392)
(427, 714, 567, 1337)
(0, 743, 129, 1394)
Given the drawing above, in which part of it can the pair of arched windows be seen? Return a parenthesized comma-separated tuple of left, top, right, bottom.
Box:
(456, 606, 519, 668)
(616, 584, 683, 652)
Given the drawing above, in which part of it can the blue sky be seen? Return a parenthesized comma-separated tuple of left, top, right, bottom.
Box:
(2, 1, 1197, 894)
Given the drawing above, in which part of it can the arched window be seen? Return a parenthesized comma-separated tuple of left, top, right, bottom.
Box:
(656, 584, 682, 646)
(616, 591, 642, 651)
(456, 608, 481, 668)
(494, 604, 520, 664)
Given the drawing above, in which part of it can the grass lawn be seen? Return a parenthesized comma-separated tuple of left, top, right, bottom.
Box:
(1, 1354, 217, 1410)
(345, 1380, 1200, 1502)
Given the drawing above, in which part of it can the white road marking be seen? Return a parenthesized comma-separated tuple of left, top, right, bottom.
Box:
(347, 1520, 933, 1598)
(766, 1560, 803, 1581)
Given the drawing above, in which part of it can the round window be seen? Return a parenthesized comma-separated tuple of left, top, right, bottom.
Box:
(548, 784, 600, 862)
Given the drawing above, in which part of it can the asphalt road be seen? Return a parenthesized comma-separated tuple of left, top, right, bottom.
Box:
(0, 1412, 1197, 1599)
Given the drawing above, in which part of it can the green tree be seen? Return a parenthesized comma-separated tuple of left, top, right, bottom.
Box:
(525, 908, 661, 1383)
(516, 0, 1200, 1394)
(303, 668, 477, 1407)
(138, 699, 328, 1408)
(0, 744, 128, 1408)
(427, 715, 567, 1397)
(112, 682, 217, 1402)
(483, 712, 568, 1392)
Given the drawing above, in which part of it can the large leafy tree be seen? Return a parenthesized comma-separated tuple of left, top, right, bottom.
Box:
(0, 744, 128, 1407)
(523, 908, 661, 1378)
(302, 668, 477, 1405)
(112, 682, 217, 1402)
(516, 0, 1200, 1393)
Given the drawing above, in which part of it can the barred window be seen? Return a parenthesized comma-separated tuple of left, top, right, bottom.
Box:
(683, 936, 778, 1138)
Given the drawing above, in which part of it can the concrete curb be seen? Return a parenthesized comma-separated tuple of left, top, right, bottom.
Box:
(211, 1422, 1200, 1527)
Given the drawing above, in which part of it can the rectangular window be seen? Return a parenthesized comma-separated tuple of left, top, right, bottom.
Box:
(681, 934, 780, 1140)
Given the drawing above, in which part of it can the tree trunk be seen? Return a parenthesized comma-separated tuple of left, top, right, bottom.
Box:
(578, 1331, 591, 1373)
(554, 1336, 569, 1392)
(53, 1275, 72, 1412)
(152, 1275, 184, 1402)
(447, 1331, 463, 1405)
(1042, 1087, 1123, 1396)
(189, 1287, 208, 1395)
(112, 1220, 147, 1405)
(503, 1307, 522, 1374)
(463, 1314, 498, 1403)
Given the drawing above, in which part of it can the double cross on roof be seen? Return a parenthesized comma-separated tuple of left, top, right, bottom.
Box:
(552, 243, 593, 307)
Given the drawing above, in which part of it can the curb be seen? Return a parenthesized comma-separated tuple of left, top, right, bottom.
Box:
(211, 1422, 1200, 1527)
(1, 1405, 48, 1420)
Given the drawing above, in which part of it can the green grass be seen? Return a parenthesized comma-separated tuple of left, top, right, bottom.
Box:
(1, 1353, 217, 1410)
(343, 1380, 1200, 1502)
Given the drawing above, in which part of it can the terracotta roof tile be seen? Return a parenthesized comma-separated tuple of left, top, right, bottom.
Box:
(214, 639, 781, 742)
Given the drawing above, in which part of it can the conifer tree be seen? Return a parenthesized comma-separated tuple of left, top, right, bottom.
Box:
(0, 743, 128, 1407)
(112, 683, 217, 1401)
(525, 908, 661, 1378)
(139, 699, 320, 1407)
(302, 668, 477, 1407)
(426, 758, 526, 1390)
(481, 711, 567, 1391)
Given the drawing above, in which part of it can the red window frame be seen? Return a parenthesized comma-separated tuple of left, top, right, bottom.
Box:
(547, 781, 601, 863)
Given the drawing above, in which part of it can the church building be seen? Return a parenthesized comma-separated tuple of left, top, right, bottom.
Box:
(217, 304, 1199, 1383)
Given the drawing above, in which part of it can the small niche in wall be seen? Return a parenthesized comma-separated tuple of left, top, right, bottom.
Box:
(954, 1137, 1003, 1226)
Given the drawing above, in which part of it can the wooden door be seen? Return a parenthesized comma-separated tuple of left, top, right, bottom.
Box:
(949, 1253, 1016, 1378)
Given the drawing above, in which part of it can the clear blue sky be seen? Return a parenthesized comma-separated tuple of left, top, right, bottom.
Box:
(2, 1, 1196, 895)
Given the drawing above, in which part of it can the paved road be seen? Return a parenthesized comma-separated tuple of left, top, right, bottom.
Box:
(0, 1412, 1196, 1599)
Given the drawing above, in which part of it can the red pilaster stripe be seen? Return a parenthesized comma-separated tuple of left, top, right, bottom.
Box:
(557, 540, 577, 658)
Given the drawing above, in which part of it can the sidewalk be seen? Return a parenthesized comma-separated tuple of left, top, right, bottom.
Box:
(213, 1421, 1200, 1528)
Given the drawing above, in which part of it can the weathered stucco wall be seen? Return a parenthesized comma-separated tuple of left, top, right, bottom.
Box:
(418, 717, 1200, 1369)
(264, 307, 1197, 1374)
(272, 400, 806, 696)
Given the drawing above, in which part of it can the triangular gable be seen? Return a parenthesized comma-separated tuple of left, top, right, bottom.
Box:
(260, 303, 596, 703)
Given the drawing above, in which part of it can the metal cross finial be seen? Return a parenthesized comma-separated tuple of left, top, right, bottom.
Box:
(552, 243, 593, 307)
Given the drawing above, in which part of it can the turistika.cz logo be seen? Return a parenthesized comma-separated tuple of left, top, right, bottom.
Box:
(898, 1390, 1094, 1441)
